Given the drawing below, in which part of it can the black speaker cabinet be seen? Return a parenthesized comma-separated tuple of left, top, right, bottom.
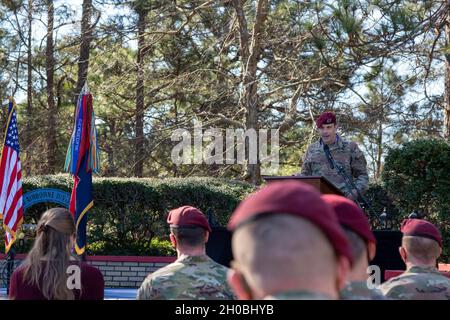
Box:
(205, 227, 233, 267)
(372, 231, 405, 281)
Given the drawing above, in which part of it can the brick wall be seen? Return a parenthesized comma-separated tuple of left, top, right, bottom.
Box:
(438, 263, 450, 272)
(0, 254, 176, 288)
(86, 256, 176, 288)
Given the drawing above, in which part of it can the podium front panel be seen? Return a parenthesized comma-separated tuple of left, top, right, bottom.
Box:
(263, 176, 343, 196)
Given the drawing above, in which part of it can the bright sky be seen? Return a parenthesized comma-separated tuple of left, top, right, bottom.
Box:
(7, 0, 133, 103)
(5, 2, 444, 129)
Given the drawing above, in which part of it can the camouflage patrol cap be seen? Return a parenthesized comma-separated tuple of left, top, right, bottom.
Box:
(321, 194, 376, 245)
(227, 181, 353, 265)
(167, 206, 212, 232)
(400, 219, 442, 247)
(316, 111, 336, 128)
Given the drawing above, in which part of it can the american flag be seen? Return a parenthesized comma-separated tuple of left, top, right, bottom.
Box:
(0, 99, 24, 253)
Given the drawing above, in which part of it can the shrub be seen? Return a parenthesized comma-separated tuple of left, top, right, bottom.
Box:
(382, 139, 450, 262)
(365, 183, 400, 229)
(16, 175, 255, 256)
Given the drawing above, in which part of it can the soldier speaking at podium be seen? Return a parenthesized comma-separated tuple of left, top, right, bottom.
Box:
(299, 111, 369, 203)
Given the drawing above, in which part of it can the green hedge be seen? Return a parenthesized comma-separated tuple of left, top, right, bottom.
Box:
(382, 139, 450, 262)
(11, 175, 255, 256)
(364, 183, 400, 229)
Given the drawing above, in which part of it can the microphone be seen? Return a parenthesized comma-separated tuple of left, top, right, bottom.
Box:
(323, 144, 334, 169)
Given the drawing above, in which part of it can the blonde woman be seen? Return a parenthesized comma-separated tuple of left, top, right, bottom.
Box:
(9, 207, 104, 300)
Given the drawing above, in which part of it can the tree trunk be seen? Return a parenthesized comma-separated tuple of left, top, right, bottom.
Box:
(444, 11, 450, 138)
(24, 0, 33, 176)
(376, 118, 383, 180)
(134, 9, 147, 177)
(233, 0, 268, 185)
(105, 144, 115, 176)
(104, 120, 116, 176)
(56, 77, 65, 113)
(46, 0, 57, 174)
(75, 0, 93, 102)
(172, 93, 179, 177)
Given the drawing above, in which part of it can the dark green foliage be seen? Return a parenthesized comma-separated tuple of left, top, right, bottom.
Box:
(17, 175, 255, 256)
(382, 139, 450, 262)
(365, 183, 399, 229)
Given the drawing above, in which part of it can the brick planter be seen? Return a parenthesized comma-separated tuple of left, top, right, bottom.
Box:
(0, 254, 176, 288)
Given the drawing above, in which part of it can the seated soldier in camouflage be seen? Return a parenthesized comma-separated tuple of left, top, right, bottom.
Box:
(137, 206, 235, 300)
(227, 181, 353, 300)
(322, 195, 385, 300)
(379, 219, 450, 300)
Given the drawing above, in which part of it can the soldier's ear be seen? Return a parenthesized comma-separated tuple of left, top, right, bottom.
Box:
(169, 234, 177, 248)
(227, 268, 253, 300)
(336, 255, 351, 291)
(367, 242, 377, 262)
(399, 246, 407, 263)
(204, 231, 209, 244)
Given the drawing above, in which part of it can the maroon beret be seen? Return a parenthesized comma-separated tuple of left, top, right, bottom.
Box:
(228, 181, 353, 265)
(321, 194, 376, 245)
(167, 206, 212, 232)
(400, 219, 442, 247)
(316, 112, 336, 128)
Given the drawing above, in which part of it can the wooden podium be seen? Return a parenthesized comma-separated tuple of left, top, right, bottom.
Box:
(262, 175, 344, 196)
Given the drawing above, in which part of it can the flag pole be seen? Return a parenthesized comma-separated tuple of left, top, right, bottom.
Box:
(81, 80, 88, 94)
(5, 246, 15, 295)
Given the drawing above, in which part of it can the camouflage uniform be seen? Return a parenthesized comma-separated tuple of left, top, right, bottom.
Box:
(265, 290, 333, 300)
(300, 135, 368, 196)
(378, 266, 450, 300)
(340, 281, 386, 300)
(137, 254, 235, 300)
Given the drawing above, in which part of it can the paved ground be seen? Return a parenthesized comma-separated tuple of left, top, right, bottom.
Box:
(104, 288, 137, 300)
(0, 288, 6, 300)
(0, 287, 138, 300)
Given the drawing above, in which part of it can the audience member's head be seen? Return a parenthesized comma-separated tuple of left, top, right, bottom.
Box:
(399, 219, 442, 267)
(227, 181, 352, 300)
(167, 206, 211, 256)
(22, 207, 77, 299)
(322, 194, 376, 282)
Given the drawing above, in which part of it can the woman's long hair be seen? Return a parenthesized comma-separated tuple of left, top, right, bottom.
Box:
(22, 207, 78, 300)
